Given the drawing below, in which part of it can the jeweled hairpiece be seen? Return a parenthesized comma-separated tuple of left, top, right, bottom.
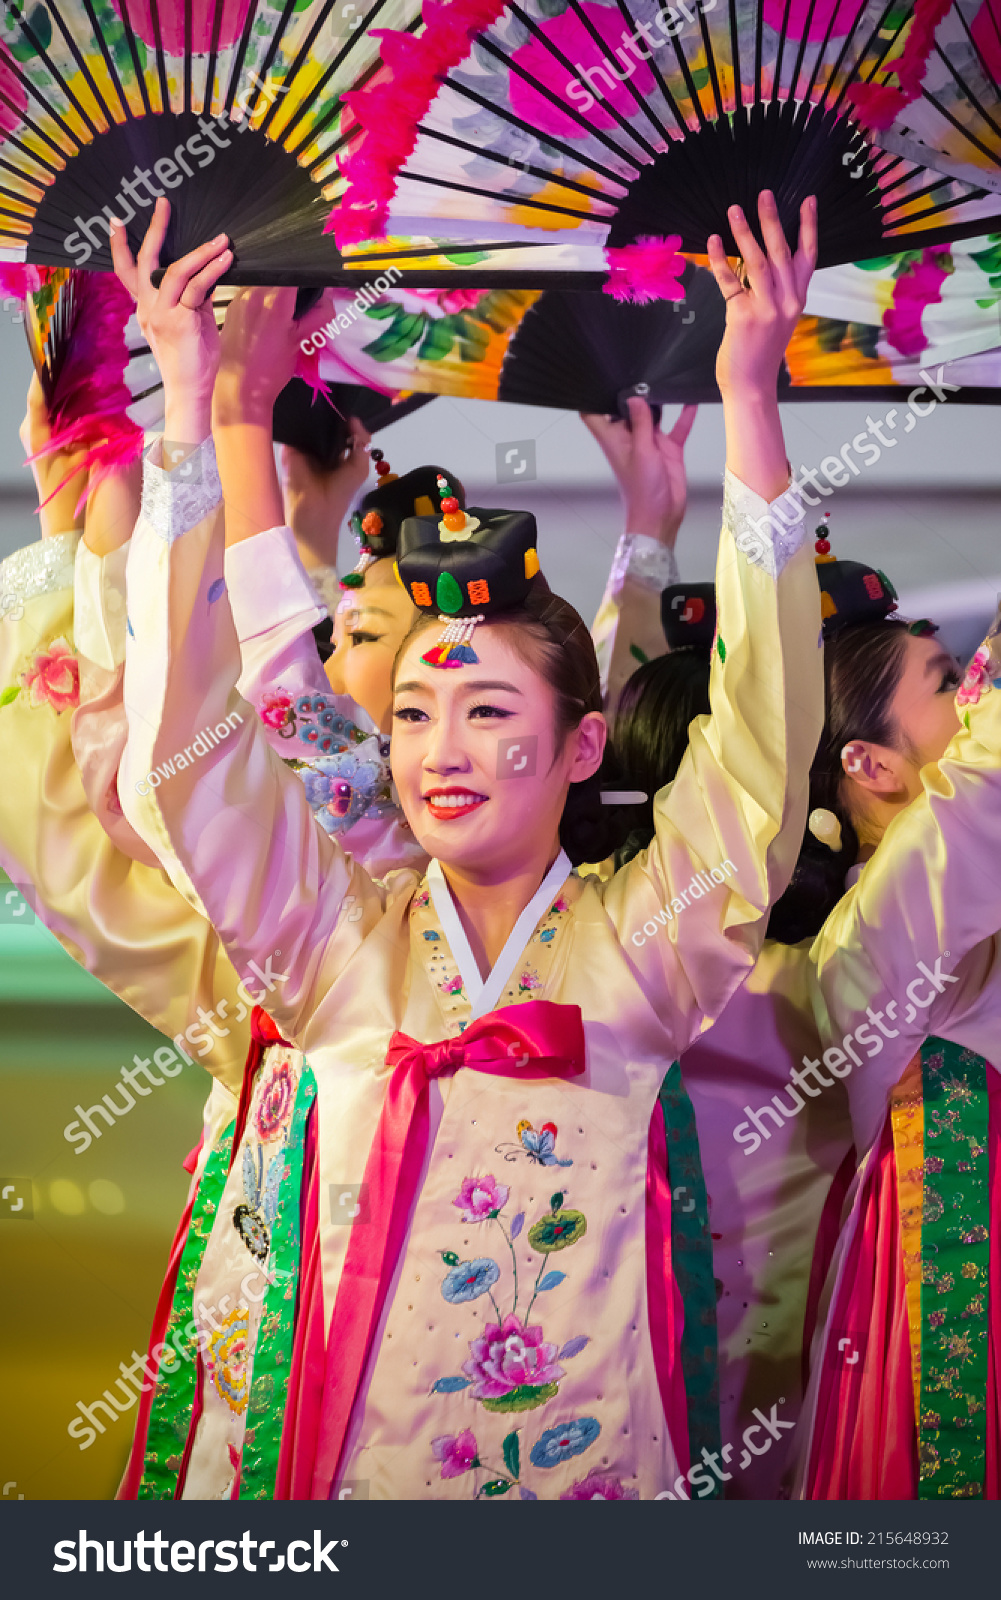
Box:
(660, 521, 902, 655)
(343, 460, 467, 593)
(397, 494, 541, 670)
(812, 517, 898, 634)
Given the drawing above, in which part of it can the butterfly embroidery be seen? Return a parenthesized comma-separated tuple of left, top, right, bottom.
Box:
(495, 1119, 573, 1168)
(232, 1142, 284, 1263)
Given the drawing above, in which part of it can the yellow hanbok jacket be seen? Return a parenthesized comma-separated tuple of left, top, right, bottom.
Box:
(118, 437, 823, 1500)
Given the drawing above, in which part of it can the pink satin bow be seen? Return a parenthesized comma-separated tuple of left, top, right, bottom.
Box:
(307, 999, 585, 1500)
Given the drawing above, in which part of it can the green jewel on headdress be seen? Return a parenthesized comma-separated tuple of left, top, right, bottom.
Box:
(397, 490, 541, 669)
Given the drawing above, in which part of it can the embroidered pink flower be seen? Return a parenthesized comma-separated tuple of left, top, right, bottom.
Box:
(463, 1314, 565, 1399)
(256, 1060, 294, 1142)
(431, 1429, 479, 1478)
(441, 974, 464, 996)
(22, 637, 79, 712)
(259, 688, 295, 730)
(549, 895, 569, 915)
(453, 1174, 509, 1223)
(957, 644, 994, 706)
(560, 1470, 639, 1501)
(518, 969, 542, 993)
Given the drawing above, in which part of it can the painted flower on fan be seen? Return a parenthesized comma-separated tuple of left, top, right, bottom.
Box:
(883, 248, 951, 360)
(560, 1470, 638, 1501)
(258, 688, 295, 731)
(21, 637, 79, 711)
(462, 1314, 564, 1400)
(255, 1060, 295, 1142)
(529, 1416, 601, 1469)
(432, 1429, 480, 1478)
(957, 644, 995, 706)
(441, 1257, 501, 1304)
(410, 288, 487, 313)
(454, 1175, 509, 1223)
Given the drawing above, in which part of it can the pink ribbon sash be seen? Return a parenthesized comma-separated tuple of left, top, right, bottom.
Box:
(308, 999, 586, 1500)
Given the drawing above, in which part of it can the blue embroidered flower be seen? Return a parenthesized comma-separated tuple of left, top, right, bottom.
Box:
(301, 745, 388, 834)
(423, 931, 440, 942)
(529, 1416, 601, 1469)
(441, 1258, 501, 1304)
(539, 928, 555, 942)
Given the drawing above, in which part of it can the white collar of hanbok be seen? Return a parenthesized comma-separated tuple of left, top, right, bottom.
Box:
(426, 850, 573, 1022)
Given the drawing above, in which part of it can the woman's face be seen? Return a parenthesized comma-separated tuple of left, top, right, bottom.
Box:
(391, 622, 605, 879)
(324, 560, 417, 732)
(887, 633, 963, 790)
(843, 632, 964, 829)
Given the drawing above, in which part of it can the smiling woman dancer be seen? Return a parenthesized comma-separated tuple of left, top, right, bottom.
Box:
(113, 192, 822, 1500)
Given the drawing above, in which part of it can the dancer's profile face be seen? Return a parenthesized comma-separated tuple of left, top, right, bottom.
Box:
(888, 634, 963, 780)
(390, 621, 604, 878)
(325, 560, 416, 732)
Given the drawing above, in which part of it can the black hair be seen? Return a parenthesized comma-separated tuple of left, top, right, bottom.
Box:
(611, 650, 712, 870)
(356, 465, 466, 556)
(312, 615, 334, 663)
(610, 618, 915, 941)
(766, 618, 912, 944)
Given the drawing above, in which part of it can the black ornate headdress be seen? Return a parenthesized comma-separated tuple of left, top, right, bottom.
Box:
(397, 475, 540, 667)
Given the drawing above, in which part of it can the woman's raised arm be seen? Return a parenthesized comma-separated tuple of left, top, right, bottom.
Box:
(114, 203, 414, 1047)
(602, 194, 825, 1056)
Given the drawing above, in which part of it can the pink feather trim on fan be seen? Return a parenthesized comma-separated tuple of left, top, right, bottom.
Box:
(0, 264, 47, 298)
(25, 271, 144, 514)
(847, 0, 952, 130)
(329, 0, 509, 250)
(603, 236, 687, 304)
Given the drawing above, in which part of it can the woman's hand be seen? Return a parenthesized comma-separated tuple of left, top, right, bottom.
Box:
(709, 191, 817, 400)
(580, 399, 696, 545)
(19, 372, 90, 534)
(281, 416, 372, 570)
(214, 287, 335, 428)
(109, 196, 232, 445)
(708, 191, 817, 504)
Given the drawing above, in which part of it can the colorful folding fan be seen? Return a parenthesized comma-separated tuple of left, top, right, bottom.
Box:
(301, 240, 1001, 407)
(333, 0, 1001, 284)
(0, 0, 608, 287)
